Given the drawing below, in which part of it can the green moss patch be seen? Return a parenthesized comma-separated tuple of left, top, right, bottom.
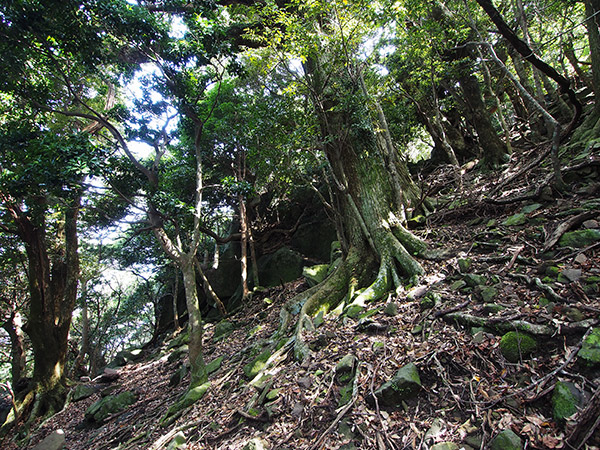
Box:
(500, 331, 537, 363)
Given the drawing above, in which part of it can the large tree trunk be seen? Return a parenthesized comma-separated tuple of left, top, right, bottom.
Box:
(290, 57, 426, 359)
(15, 194, 81, 414)
(458, 69, 509, 168)
(586, 0, 600, 115)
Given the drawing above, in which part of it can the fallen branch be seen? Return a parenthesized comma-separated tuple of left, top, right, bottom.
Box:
(442, 312, 554, 335)
(507, 273, 567, 303)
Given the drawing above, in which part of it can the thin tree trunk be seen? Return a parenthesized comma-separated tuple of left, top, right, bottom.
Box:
(172, 265, 180, 331)
(586, 0, 600, 114)
(2, 312, 26, 390)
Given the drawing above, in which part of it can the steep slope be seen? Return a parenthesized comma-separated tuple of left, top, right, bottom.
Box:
(4, 145, 600, 450)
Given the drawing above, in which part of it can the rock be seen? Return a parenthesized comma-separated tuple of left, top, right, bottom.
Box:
(297, 376, 311, 389)
(575, 253, 588, 264)
(181, 382, 211, 406)
(213, 321, 235, 341)
(583, 219, 599, 229)
(166, 431, 186, 450)
(336, 354, 357, 384)
(464, 274, 487, 287)
(373, 363, 421, 407)
(430, 443, 459, 450)
(107, 348, 143, 368)
(32, 430, 66, 450)
(450, 280, 467, 291)
(206, 356, 224, 375)
(558, 229, 600, 248)
(168, 345, 189, 363)
(169, 364, 187, 387)
(302, 264, 329, 287)
(561, 268, 582, 282)
(93, 367, 120, 383)
(521, 203, 542, 214)
(72, 384, 97, 402)
(242, 437, 270, 450)
(257, 247, 305, 288)
(552, 381, 582, 422)
(480, 286, 498, 302)
(85, 391, 138, 422)
(490, 429, 523, 450)
(578, 328, 600, 366)
(503, 213, 527, 226)
(244, 349, 272, 379)
(384, 302, 398, 316)
(500, 331, 537, 363)
(457, 258, 472, 273)
(291, 401, 304, 418)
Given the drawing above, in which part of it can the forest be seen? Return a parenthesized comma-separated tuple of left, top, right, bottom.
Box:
(0, 0, 599, 448)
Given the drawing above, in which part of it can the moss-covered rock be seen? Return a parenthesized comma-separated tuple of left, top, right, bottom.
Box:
(458, 258, 472, 273)
(166, 431, 187, 450)
(430, 443, 459, 450)
(373, 363, 421, 406)
(490, 429, 522, 450)
(206, 356, 224, 375)
(258, 247, 304, 288)
(244, 349, 272, 379)
(85, 391, 138, 422)
(578, 328, 600, 366)
(503, 213, 527, 226)
(480, 286, 498, 302)
(558, 229, 600, 248)
(336, 354, 357, 384)
(242, 437, 270, 450)
(500, 332, 537, 363)
(552, 381, 582, 422)
(303, 264, 329, 287)
(213, 321, 235, 341)
(163, 382, 211, 421)
(464, 274, 487, 287)
(72, 384, 97, 401)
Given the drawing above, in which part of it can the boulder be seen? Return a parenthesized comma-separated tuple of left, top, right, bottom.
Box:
(373, 363, 421, 407)
(302, 264, 329, 287)
(490, 429, 522, 450)
(85, 391, 138, 422)
(500, 331, 537, 363)
(32, 430, 65, 450)
(558, 229, 600, 248)
(552, 381, 582, 422)
(578, 328, 600, 366)
(213, 321, 235, 341)
(72, 384, 97, 402)
(257, 247, 304, 288)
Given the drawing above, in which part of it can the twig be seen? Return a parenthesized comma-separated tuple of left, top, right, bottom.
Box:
(309, 362, 369, 450)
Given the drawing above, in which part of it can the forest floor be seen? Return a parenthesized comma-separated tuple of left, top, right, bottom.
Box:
(5, 143, 600, 450)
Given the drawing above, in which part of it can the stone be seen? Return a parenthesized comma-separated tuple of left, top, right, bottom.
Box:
(503, 213, 527, 226)
(107, 348, 143, 368)
(521, 203, 542, 214)
(213, 321, 235, 341)
(575, 253, 588, 264)
(336, 354, 357, 383)
(93, 367, 120, 383)
(85, 391, 138, 422)
(578, 328, 600, 366)
(257, 247, 304, 288)
(552, 381, 582, 422)
(166, 431, 186, 450)
(244, 349, 272, 379)
(500, 332, 537, 363)
(558, 229, 600, 248)
(562, 268, 582, 282)
(583, 219, 599, 229)
(206, 356, 224, 375)
(32, 430, 66, 450)
(480, 286, 498, 302)
(457, 258, 472, 273)
(72, 384, 97, 402)
(430, 443, 459, 450)
(384, 302, 398, 316)
(490, 429, 523, 450)
(450, 280, 467, 291)
(302, 264, 329, 287)
(242, 437, 270, 450)
(373, 363, 421, 406)
(464, 274, 487, 287)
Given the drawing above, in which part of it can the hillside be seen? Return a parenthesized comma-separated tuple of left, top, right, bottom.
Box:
(4, 145, 600, 450)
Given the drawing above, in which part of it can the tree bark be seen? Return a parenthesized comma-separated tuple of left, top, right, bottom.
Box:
(458, 69, 509, 168)
(12, 193, 81, 413)
(585, 0, 600, 114)
(2, 312, 26, 390)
